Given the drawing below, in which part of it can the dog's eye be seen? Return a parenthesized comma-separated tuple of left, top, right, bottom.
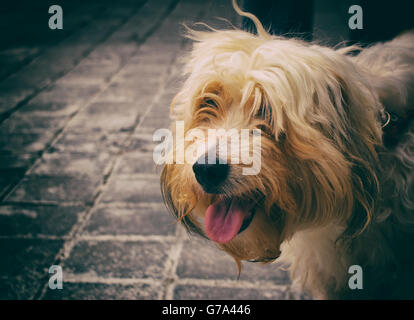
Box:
(201, 99, 218, 109)
(194, 98, 220, 120)
(257, 122, 274, 137)
(255, 104, 274, 137)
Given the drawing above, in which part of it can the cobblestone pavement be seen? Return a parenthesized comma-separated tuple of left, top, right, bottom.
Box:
(0, 0, 307, 300)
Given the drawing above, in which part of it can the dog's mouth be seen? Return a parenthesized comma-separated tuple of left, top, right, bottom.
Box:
(204, 197, 256, 243)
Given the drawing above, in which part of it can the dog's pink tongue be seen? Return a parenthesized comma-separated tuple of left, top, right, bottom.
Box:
(205, 199, 245, 243)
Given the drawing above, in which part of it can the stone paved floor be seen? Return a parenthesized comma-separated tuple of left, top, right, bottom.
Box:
(0, 0, 311, 300)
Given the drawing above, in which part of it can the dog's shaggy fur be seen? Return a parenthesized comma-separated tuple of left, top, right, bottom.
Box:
(160, 5, 414, 299)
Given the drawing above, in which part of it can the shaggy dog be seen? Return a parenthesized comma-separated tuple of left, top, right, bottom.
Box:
(160, 3, 414, 299)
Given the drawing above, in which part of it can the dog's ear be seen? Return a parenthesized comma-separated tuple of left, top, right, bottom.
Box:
(324, 75, 381, 239)
(313, 72, 382, 239)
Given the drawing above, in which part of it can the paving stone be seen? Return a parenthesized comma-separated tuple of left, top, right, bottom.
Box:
(116, 152, 160, 175)
(156, 88, 179, 108)
(0, 155, 35, 198)
(94, 89, 139, 104)
(32, 151, 113, 178)
(67, 102, 140, 133)
(141, 116, 171, 129)
(6, 175, 100, 203)
(0, 204, 83, 237)
(53, 49, 126, 86)
(0, 47, 40, 82)
(93, 59, 171, 105)
(107, 79, 162, 99)
(125, 134, 156, 153)
(0, 181, 10, 199)
(0, 239, 63, 299)
(51, 132, 128, 154)
(0, 154, 36, 169)
(0, 168, 26, 199)
(138, 42, 183, 59)
(114, 74, 164, 90)
(83, 203, 175, 236)
(33, 84, 101, 105)
(54, 70, 107, 87)
(116, 63, 168, 82)
(44, 282, 160, 300)
(101, 175, 163, 203)
(128, 51, 177, 67)
(177, 238, 290, 284)
(0, 132, 55, 155)
(95, 82, 158, 104)
(173, 285, 288, 300)
(145, 106, 173, 120)
(63, 240, 170, 279)
(18, 100, 81, 117)
(68, 61, 120, 81)
(0, 78, 36, 99)
(0, 96, 23, 115)
(0, 113, 67, 135)
(85, 48, 126, 67)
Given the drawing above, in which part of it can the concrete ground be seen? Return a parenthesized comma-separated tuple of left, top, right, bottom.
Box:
(0, 0, 350, 300)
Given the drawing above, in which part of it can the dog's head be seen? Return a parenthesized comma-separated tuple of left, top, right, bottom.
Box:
(160, 10, 383, 267)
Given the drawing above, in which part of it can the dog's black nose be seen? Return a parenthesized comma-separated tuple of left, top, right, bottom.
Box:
(192, 159, 229, 193)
